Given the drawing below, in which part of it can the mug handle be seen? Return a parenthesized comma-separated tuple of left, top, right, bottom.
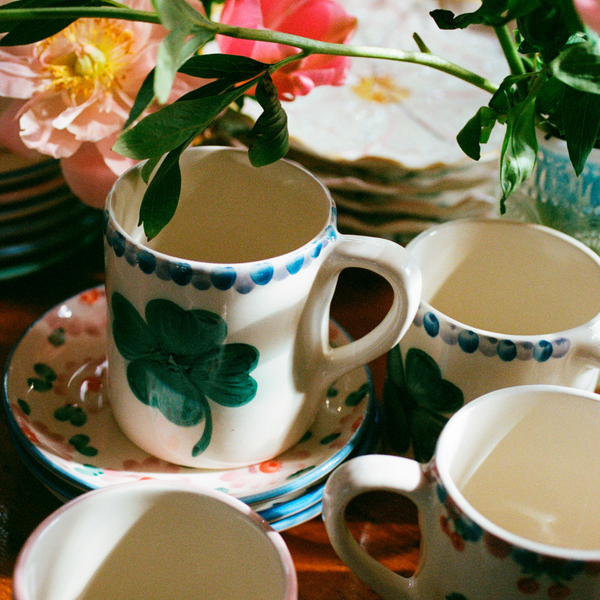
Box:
(322, 454, 428, 600)
(296, 234, 422, 396)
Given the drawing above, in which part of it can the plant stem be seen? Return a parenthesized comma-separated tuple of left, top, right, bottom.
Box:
(0, 6, 162, 24)
(494, 25, 525, 76)
(0, 6, 498, 96)
(216, 22, 498, 94)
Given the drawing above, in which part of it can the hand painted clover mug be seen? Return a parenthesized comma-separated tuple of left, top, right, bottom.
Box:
(383, 218, 600, 462)
(104, 146, 421, 468)
(323, 385, 600, 600)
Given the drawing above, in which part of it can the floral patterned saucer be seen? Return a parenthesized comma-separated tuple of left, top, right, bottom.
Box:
(3, 287, 378, 508)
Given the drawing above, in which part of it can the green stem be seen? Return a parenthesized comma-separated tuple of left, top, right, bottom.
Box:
(0, 6, 498, 96)
(0, 6, 162, 25)
(216, 22, 498, 94)
(494, 25, 525, 76)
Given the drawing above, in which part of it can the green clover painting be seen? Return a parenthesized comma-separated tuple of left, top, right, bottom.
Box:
(110, 293, 260, 457)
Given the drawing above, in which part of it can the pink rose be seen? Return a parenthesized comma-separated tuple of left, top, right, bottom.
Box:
(217, 0, 357, 100)
(0, 0, 205, 208)
(574, 0, 600, 33)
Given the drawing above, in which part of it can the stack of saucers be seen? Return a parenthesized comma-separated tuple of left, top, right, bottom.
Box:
(245, 0, 508, 245)
(2, 287, 380, 531)
(0, 149, 103, 280)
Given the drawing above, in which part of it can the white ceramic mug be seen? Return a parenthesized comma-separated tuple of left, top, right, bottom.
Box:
(384, 218, 600, 461)
(323, 385, 600, 600)
(13, 480, 297, 600)
(104, 146, 421, 468)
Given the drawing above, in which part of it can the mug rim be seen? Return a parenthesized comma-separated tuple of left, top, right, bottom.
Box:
(406, 217, 600, 340)
(436, 384, 600, 561)
(13, 480, 298, 600)
(104, 146, 337, 269)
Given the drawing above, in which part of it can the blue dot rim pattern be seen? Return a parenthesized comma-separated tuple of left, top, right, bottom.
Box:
(412, 305, 572, 363)
(104, 208, 338, 294)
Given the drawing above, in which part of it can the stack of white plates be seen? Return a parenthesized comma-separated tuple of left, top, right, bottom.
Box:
(245, 0, 508, 244)
(3, 287, 381, 531)
(0, 149, 103, 280)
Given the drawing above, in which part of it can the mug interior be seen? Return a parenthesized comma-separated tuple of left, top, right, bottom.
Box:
(438, 386, 600, 556)
(15, 483, 294, 600)
(107, 147, 331, 264)
(406, 219, 600, 335)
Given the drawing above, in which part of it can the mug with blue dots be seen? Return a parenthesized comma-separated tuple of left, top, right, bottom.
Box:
(104, 146, 422, 469)
(383, 218, 600, 462)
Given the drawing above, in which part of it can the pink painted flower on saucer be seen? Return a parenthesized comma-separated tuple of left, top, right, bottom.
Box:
(217, 0, 357, 100)
(0, 0, 202, 208)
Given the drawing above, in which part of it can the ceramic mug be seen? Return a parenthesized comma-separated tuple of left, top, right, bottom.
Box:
(13, 480, 297, 600)
(323, 384, 600, 600)
(383, 218, 600, 461)
(104, 146, 421, 468)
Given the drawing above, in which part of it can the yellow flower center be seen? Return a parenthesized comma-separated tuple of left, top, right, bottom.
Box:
(352, 75, 410, 104)
(36, 19, 135, 102)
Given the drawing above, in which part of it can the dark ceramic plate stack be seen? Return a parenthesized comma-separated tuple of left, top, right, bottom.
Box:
(0, 149, 103, 281)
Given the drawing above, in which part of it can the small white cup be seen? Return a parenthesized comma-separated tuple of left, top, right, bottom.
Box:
(324, 385, 600, 599)
(384, 218, 600, 461)
(104, 146, 421, 468)
(13, 481, 297, 600)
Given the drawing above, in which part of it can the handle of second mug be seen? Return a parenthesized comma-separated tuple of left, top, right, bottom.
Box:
(322, 454, 427, 600)
(302, 234, 421, 390)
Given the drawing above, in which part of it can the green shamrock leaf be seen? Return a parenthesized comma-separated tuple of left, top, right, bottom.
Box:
(383, 346, 464, 462)
(111, 293, 259, 457)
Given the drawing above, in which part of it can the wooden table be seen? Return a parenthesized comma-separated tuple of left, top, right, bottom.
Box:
(0, 239, 420, 599)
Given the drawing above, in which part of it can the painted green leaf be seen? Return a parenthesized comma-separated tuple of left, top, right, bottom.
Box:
(404, 348, 458, 412)
(111, 293, 159, 360)
(410, 406, 448, 463)
(127, 359, 207, 427)
(124, 70, 156, 130)
(145, 300, 227, 359)
(113, 295, 260, 455)
(189, 344, 259, 407)
(34, 363, 57, 381)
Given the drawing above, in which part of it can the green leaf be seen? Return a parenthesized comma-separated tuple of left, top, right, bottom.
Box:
(0, 0, 114, 45)
(138, 144, 186, 239)
(499, 97, 538, 211)
(551, 39, 600, 95)
(127, 358, 207, 427)
(410, 406, 448, 463)
(150, 0, 215, 103)
(111, 292, 160, 360)
(457, 106, 499, 160)
(124, 70, 156, 130)
(179, 54, 269, 81)
(561, 86, 600, 175)
(145, 300, 227, 358)
(248, 72, 289, 167)
(113, 78, 257, 159)
(154, 29, 213, 104)
(189, 343, 259, 407)
(151, 0, 210, 30)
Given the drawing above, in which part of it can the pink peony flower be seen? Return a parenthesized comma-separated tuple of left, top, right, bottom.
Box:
(0, 0, 204, 208)
(574, 0, 600, 33)
(217, 0, 357, 100)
